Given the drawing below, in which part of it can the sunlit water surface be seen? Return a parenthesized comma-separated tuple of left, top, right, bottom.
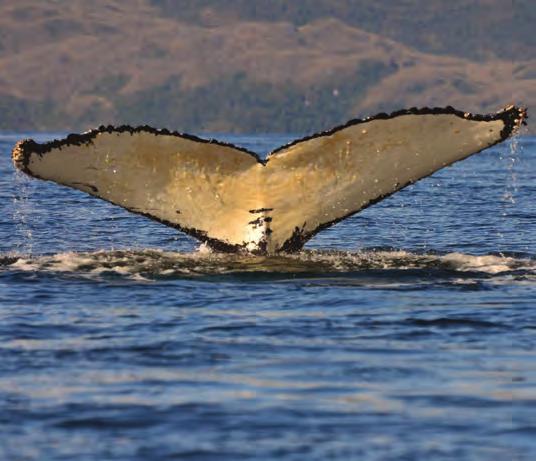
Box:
(1, 133, 535, 461)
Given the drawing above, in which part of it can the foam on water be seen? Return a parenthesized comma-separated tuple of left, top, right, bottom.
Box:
(3, 249, 535, 283)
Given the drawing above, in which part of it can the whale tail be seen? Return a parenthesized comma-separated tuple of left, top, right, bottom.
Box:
(12, 105, 527, 254)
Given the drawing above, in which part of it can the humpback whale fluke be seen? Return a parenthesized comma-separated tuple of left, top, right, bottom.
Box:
(12, 105, 527, 254)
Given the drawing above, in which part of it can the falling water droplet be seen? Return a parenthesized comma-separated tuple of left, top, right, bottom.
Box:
(12, 170, 34, 254)
(502, 137, 519, 205)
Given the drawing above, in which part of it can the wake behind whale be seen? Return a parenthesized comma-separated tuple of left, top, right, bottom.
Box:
(12, 105, 526, 254)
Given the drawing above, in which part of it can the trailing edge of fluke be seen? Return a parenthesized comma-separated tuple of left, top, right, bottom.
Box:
(12, 105, 527, 254)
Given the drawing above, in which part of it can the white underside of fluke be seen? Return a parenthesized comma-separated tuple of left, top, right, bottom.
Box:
(12, 106, 526, 254)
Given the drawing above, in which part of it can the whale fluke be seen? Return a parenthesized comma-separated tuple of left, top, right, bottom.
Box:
(12, 105, 527, 254)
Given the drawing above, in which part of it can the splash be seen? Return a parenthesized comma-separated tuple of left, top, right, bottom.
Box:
(2, 249, 535, 284)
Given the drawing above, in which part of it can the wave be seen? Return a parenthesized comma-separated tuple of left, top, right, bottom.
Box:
(1, 248, 535, 283)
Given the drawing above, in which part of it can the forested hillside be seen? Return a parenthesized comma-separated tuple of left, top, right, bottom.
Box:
(0, 0, 533, 133)
(151, 0, 534, 60)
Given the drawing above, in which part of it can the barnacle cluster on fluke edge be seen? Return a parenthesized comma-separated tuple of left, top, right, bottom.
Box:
(12, 105, 527, 174)
(269, 105, 527, 155)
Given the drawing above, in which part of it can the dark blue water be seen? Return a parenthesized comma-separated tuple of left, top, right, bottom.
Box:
(1, 133, 535, 461)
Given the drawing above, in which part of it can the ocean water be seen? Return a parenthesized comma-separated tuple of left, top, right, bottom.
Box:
(0, 132, 535, 461)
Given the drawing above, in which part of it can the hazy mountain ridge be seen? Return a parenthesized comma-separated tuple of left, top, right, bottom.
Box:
(150, 0, 534, 61)
(0, 0, 533, 133)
